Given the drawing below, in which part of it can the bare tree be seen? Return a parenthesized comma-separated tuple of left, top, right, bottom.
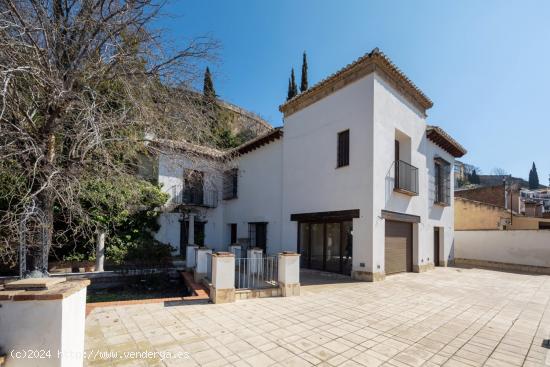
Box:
(0, 0, 219, 274)
(491, 167, 509, 176)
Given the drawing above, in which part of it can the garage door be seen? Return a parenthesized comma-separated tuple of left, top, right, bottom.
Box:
(385, 220, 413, 274)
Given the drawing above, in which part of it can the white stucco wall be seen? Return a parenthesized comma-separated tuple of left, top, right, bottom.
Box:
(154, 69, 457, 278)
(281, 71, 456, 277)
(281, 74, 375, 273)
(0, 288, 87, 367)
(155, 153, 224, 253)
(371, 74, 455, 273)
(455, 230, 550, 268)
(223, 140, 283, 255)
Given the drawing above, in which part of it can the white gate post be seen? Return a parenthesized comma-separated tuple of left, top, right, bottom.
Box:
(278, 252, 301, 297)
(186, 245, 199, 270)
(194, 247, 212, 282)
(0, 279, 90, 367)
(211, 252, 235, 303)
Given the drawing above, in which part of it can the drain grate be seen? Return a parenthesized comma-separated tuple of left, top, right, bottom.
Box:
(542, 339, 550, 349)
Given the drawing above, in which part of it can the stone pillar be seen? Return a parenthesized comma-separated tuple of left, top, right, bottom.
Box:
(210, 252, 235, 304)
(188, 213, 195, 245)
(95, 230, 105, 272)
(0, 279, 90, 367)
(186, 245, 199, 270)
(229, 244, 241, 258)
(194, 247, 212, 282)
(278, 252, 300, 297)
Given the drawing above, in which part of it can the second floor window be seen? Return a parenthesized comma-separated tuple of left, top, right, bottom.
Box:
(223, 168, 238, 200)
(435, 159, 451, 205)
(337, 130, 350, 167)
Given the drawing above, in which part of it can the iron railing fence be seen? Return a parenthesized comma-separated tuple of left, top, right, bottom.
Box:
(235, 256, 278, 289)
(395, 160, 419, 195)
(169, 185, 218, 208)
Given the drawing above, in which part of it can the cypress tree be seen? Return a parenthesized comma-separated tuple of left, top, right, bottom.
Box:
(529, 162, 539, 189)
(287, 78, 293, 101)
(290, 68, 298, 98)
(300, 52, 308, 92)
(287, 68, 298, 101)
(203, 66, 216, 99)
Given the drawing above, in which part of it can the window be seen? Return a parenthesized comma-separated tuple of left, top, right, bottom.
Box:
(230, 223, 237, 244)
(223, 168, 238, 200)
(337, 130, 350, 167)
(183, 169, 204, 204)
(434, 158, 451, 205)
(248, 222, 267, 250)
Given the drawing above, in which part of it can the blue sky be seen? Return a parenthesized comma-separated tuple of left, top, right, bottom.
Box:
(155, 0, 550, 183)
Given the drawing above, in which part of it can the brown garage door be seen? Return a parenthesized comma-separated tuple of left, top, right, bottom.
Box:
(385, 220, 413, 275)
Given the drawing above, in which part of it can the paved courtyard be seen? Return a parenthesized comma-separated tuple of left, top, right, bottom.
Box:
(85, 267, 550, 366)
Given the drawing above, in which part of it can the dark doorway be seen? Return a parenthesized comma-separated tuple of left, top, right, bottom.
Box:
(248, 222, 267, 251)
(230, 223, 237, 244)
(298, 221, 353, 275)
(179, 220, 206, 257)
(434, 227, 440, 266)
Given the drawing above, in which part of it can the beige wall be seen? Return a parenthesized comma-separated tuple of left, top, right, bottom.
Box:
(455, 197, 550, 230)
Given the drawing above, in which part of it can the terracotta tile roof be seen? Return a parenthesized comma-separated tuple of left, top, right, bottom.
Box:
(426, 125, 467, 158)
(279, 48, 433, 117)
(229, 127, 283, 155)
(152, 139, 226, 159)
(153, 128, 283, 160)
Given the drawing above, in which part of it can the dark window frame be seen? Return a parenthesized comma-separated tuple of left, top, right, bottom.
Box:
(223, 168, 238, 200)
(434, 158, 451, 206)
(337, 129, 350, 168)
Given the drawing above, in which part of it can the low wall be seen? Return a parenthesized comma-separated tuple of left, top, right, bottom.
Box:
(455, 230, 550, 272)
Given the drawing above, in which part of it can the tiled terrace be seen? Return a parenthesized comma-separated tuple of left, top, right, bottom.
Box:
(85, 267, 550, 366)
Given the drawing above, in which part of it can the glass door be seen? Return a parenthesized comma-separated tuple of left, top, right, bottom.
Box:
(310, 223, 324, 271)
(325, 223, 341, 273)
(298, 221, 353, 275)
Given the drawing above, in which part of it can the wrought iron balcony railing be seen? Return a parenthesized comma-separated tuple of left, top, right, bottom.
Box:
(168, 185, 218, 208)
(394, 160, 419, 196)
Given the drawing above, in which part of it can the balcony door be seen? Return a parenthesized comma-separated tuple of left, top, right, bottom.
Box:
(184, 169, 204, 204)
(298, 221, 352, 275)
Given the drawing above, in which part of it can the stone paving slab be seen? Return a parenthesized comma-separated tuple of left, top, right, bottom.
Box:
(84, 267, 550, 366)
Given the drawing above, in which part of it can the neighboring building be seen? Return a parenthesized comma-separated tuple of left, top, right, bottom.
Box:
(455, 184, 521, 214)
(456, 184, 550, 218)
(520, 188, 550, 215)
(153, 48, 467, 281)
(455, 197, 550, 230)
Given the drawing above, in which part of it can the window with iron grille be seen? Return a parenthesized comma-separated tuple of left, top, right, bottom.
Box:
(248, 222, 267, 250)
(223, 168, 238, 200)
(337, 130, 350, 167)
(435, 159, 451, 205)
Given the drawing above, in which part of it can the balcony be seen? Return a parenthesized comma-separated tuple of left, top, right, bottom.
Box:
(169, 185, 218, 208)
(394, 160, 419, 196)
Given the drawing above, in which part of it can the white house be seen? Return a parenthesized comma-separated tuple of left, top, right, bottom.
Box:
(154, 48, 466, 281)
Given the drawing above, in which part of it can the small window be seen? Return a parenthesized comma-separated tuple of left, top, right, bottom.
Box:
(337, 130, 350, 167)
(223, 168, 238, 200)
(248, 222, 267, 251)
(435, 159, 451, 205)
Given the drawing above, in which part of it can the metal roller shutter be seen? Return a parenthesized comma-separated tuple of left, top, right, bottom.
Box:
(385, 220, 413, 274)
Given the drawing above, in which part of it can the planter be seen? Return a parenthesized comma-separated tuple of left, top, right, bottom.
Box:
(49, 261, 95, 274)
